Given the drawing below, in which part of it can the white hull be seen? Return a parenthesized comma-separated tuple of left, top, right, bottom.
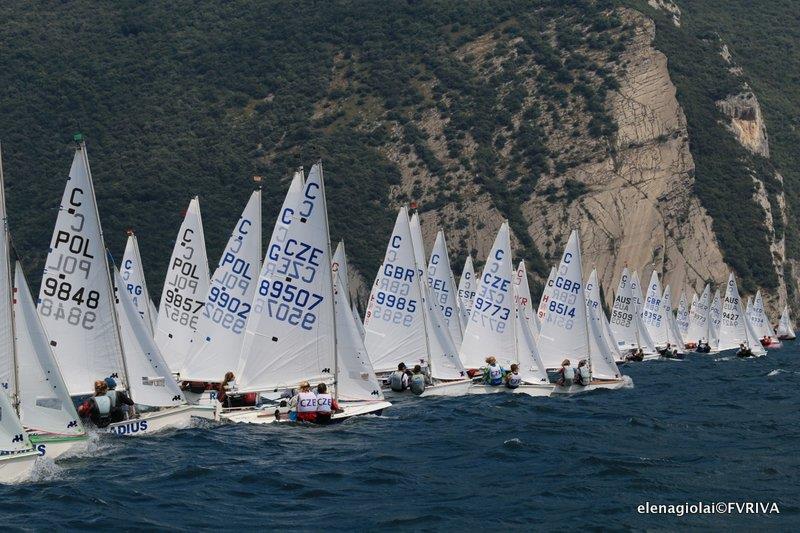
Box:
(0, 451, 38, 483)
(29, 434, 89, 460)
(106, 405, 197, 436)
(467, 383, 554, 397)
(220, 400, 391, 425)
(419, 379, 473, 397)
(551, 376, 632, 395)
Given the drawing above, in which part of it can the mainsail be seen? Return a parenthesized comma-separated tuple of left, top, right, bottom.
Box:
(120, 233, 157, 336)
(514, 261, 539, 339)
(687, 284, 710, 344)
(456, 255, 476, 329)
(641, 271, 668, 347)
(427, 230, 464, 347)
(675, 290, 690, 342)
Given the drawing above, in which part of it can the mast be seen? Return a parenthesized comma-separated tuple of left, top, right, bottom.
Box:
(579, 235, 592, 373)
(0, 142, 20, 413)
(318, 162, 339, 402)
(511, 226, 519, 367)
(77, 135, 133, 402)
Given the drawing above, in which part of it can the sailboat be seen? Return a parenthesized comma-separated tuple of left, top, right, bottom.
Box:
(456, 255, 476, 330)
(749, 291, 781, 348)
(38, 138, 213, 435)
(686, 284, 710, 350)
(0, 146, 87, 459)
(609, 268, 656, 360)
(777, 306, 796, 340)
(120, 232, 157, 336)
(675, 290, 690, 345)
(181, 189, 262, 389)
(154, 197, 210, 376)
(534, 266, 556, 341)
(708, 290, 722, 352)
(514, 260, 540, 339)
(717, 273, 766, 357)
(630, 271, 658, 357)
(585, 269, 623, 364)
(459, 222, 552, 396)
(229, 163, 390, 423)
(364, 208, 470, 396)
(536, 231, 629, 393)
(427, 230, 465, 347)
(641, 271, 668, 349)
(661, 285, 686, 357)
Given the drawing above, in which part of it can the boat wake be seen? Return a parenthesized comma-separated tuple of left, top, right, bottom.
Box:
(28, 458, 65, 483)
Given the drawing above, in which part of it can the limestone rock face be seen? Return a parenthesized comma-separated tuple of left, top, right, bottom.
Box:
(716, 90, 770, 158)
(648, 0, 681, 27)
(523, 10, 728, 305)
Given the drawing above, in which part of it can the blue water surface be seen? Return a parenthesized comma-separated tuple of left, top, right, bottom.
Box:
(2, 346, 799, 531)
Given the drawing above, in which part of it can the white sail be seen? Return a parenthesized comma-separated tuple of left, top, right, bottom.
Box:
(120, 233, 157, 336)
(514, 306, 549, 384)
(641, 271, 668, 347)
(718, 273, 766, 355)
(237, 164, 335, 392)
(351, 300, 366, 340)
(38, 143, 125, 396)
(459, 223, 516, 369)
(456, 255, 476, 330)
(427, 230, 464, 347)
(0, 149, 12, 398)
(332, 241, 351, 302)
(609, 268, 638, 351)
(534, 266, 557, 339)
(662, 285, 684, 348)
(0, 388, 30, 452)
(181, 191, 262, 382)
(14, 264, 84, 435)
(745, 297, 753, 322)
(630, 272, 657, 353)
(586, 269, 622, 359)
(537, 230, 589, 368)
(332, 273, 383, 402)
(154, 197, 210, 373)
(113, 268, 185, 407)
(777, 306, 795, 338)
(364, 208, 429, 373)
(587, 297, 622, 380)
(708, 290, 721, 349)
(675, 290, 690, 341)
(687, 285, 710, 344)
(750, 291, 773, 338)
(514, 261, 539, 339)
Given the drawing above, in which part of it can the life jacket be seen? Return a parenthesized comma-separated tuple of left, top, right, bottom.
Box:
(296, 391, 318, 413)
(316, 393, 333, 413)
(487, 364, 503, 386)
(389, 371, 406, 392)
(105, 390, 118, 409)
(410, 374, 426, 395)
(578, 366, 591, 384)
(562, 366, 575, 384)
(506, 372, 521, 389)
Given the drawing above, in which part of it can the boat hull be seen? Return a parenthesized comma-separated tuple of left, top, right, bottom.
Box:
(419, 379, 473, 397)
(220, 400, 392, 425)
(106, 405, 197, 436)
(467, 383, 554, 397)
(28, 433, 89, 460)
(0, 451, 38, 483)
(551, 376, 632, 395)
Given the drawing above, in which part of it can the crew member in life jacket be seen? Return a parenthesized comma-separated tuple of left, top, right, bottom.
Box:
(410, 365, 426, 395)
(315, 383, 340, 424)
(736, 343, 754, 358)
(104, 376, 134, 423)
(661, 343, 674, 359)
(575, 360, 591, 386)
(626, 348, 644, 362)
(556, 359, 574, 386)
(294, 381, 318, 422)
(217, 372, 236, 406)
(483, 356, 506, 386)
(389, 363, 410, 392)
(77, 380, 113, 428)
(504, 363, 521, 389)
(696, 339, 711, 353)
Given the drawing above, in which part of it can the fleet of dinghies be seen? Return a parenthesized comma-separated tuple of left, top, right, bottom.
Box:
(0, 135, 796, 482)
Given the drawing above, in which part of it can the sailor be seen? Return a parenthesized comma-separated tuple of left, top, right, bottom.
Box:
(389, 363, 409, 392)
(104, 376, 134, 423)
(410, 365, 426, 395)
(315, 383, 339, 424)
(295, 381, 318, 422)
(662, 343, 674, 359)
(78, 380, 113, 429)
(217, 371, 237, 406)
(274, 399, 290, 421)
(575, 359, 591, 386)
(626, 348, 644, 362)
(736, 343, 753, 358)
(504, 364, 522, 389)
(483, 356, 505, 386)
(556, 359, 574, 386)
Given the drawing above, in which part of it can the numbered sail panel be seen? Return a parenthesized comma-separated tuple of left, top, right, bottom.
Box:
(537, 230, 589, 368)
(513, 260, 538, 339)
(154, 197, 210, 374)
(718, 273, 751, 351)
(459, 222, 516, 369)
(182, 190, 262, 382)
(535, 266, 556, 331)
(427, 230, 464, 347)
(13, 263, 84, 436)
(687, 284, 711, 343)
(750, 291, 772, 338)
(121, 234, 156, 336)
(675, 291, 690, 338)
(237, 164, 335, 392)
(456, 255, 476, 330)
(641, 271, 668, 346)
(363, 207, 428, 374)
(609, 268, 638, 350)
(37, 145, 125, 397)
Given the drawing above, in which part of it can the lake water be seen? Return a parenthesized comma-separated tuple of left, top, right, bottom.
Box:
(2, 345, 799, 530)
